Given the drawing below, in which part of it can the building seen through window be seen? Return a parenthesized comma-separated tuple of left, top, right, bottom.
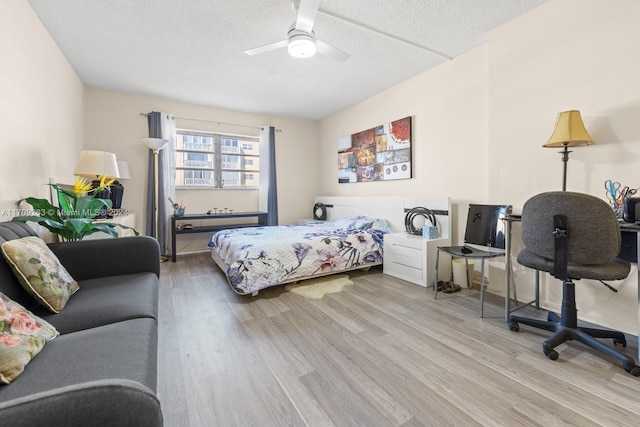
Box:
(175, 131, 259, 188)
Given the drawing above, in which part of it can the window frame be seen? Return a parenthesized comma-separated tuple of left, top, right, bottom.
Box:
(175, 129, 260, 190)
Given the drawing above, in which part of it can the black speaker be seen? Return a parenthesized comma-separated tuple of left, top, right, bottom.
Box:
(313, 203, 327, 220)
(622, 197, 640, 223)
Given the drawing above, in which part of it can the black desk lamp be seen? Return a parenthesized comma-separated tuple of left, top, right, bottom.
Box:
(543, 110, 594, 191)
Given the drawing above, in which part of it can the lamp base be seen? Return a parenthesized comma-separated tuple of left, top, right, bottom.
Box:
(109, 182, 124, 209)
(559, 145, 572, 191)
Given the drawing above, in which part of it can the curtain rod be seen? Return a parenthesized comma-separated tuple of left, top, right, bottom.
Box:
(139, 113, 281, 132)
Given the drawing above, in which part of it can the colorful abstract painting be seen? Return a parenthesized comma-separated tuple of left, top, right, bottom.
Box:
(338, 116, 412, 183)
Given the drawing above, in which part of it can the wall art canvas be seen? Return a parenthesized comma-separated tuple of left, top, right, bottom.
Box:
(338, 116, 412, 183)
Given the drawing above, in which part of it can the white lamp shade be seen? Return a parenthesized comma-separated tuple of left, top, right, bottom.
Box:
(142, 137, 169, 151)
(74, 150, 120, 178)
(116, 160, 131, 180)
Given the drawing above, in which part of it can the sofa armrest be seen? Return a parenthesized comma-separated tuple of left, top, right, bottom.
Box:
(48, 236, 160, 281)
(0, 379, 163, 427)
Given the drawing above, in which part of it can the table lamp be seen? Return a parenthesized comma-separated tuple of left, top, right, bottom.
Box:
(74, 150, 120, 182)
(74, 150, 120, 218)
(543, 110, 594, 191)
(110, 160, 131, 209)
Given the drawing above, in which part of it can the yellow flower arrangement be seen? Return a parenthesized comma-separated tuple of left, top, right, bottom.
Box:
(13, 176, 138, 241)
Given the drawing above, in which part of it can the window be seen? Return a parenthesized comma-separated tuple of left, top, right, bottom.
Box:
(175, 130, 260, 188)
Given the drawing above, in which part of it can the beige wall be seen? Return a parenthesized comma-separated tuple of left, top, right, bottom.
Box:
(319, 45, 490, 245)
(1, 0, 85, 218)
(318, 0, 640, 334)
(488, 0, 640, 334)
(85, 89, 319, 252)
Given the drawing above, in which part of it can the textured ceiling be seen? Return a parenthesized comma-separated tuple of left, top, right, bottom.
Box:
(27, 0, 546, 120)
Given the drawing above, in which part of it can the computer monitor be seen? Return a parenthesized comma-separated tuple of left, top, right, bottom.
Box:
(464, 204, 511, 249)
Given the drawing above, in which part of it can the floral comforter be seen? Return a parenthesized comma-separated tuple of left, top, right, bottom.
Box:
(208, 216, 391, 294)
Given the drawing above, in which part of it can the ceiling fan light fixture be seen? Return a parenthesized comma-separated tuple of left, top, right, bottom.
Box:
(288, 32, 316, 58)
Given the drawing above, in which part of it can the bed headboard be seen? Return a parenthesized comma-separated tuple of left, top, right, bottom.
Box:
(313, 196, 451, 239)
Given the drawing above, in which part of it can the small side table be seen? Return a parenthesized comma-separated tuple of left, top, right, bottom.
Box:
(383, 232, 451, 288)
(434, 245, 505, 318)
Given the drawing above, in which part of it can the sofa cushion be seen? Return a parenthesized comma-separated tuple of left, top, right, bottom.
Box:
(0, 222, 39, 308)
(1, 237, 79, 313)
(0, 318, 157, 401)
(34, 272, 158, 334)
(0, 292, 59, 384)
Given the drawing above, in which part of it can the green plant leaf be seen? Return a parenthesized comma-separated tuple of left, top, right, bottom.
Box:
(74, 196, 111, 218)
(88, 223, 119, 238)
(57, 186, 78, 201)
(23, 198, 62, 222)
(64, 218, 93, 235)
(92, 222, 140, 237)
(12, 216, 65, 232)
(56, 188, 75, 214)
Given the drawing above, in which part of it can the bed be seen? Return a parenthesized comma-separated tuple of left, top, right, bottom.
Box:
(209, 216, 390, 295)
(209, 196, 451, 295)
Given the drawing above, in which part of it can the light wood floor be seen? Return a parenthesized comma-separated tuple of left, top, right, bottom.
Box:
(158, 253, 640, 427)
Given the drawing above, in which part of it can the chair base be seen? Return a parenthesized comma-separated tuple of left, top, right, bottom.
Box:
(508, 280, 640, 376)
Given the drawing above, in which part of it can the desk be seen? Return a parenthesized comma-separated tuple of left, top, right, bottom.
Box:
(171, 212, 267, 262)
(619, 222, 640, 362)
(504, 215, 640, 361)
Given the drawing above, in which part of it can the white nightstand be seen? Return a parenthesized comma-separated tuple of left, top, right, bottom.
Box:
(383, 232, 451, 287)
(85, 213, 136, 239)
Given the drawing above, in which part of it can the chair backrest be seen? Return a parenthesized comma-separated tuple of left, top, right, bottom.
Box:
(521, 192, 620, 265)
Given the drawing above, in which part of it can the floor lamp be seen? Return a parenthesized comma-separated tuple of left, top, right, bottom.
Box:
(143, 137, 169, 245)
(543, 110, 594, 191)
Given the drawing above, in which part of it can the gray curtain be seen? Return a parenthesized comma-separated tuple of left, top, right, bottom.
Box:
(146, 112, 167, 254)
(266, 126, 278, 226)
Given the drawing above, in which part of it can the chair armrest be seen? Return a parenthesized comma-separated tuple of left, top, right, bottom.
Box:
(0, 379, 163, 427)
(48, 236, 160, 280)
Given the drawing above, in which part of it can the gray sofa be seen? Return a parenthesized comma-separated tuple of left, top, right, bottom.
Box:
(0, 221, 163, 427)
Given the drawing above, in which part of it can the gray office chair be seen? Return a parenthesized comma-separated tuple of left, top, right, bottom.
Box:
(508, 191, 640, 375)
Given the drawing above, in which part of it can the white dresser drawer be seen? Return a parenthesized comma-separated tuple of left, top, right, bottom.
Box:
(383, 261, 424, 285)
(385, 242, 423, 263)
(385, 233, 423, 250)
(384, 251, 422, 270)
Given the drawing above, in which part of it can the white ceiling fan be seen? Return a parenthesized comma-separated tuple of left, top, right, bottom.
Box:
(244, 0, 350, 61)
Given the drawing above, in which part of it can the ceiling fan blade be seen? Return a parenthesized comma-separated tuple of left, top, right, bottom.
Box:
(243, 40, 288, 56)
(316, 40, 350, 62)
(295, 0, 320, 33)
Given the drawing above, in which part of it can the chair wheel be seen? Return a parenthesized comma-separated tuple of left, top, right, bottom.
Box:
(508, 320, 519, 332)
(614, 337, 627, 347)
(544, 349, 559, 360)
(627, 366, 640, 377)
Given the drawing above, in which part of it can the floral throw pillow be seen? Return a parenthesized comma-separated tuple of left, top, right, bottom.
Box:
(1, 236, 79, 313)
(0, 292, 59, 383)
